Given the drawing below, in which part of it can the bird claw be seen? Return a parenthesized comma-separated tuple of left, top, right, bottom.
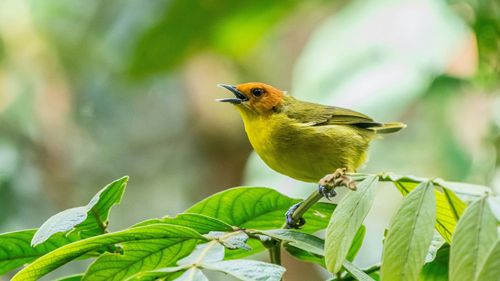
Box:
(319, 184, 337, 200)
(284, 169, 355, 228)
(318, 168, 357, 200)
(285, 202, 306, 229)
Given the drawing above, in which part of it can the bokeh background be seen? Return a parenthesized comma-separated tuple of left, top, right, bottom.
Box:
(0, 0, 498, 280)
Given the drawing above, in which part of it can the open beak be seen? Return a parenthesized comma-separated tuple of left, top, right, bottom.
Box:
(216, 84, 248, 104)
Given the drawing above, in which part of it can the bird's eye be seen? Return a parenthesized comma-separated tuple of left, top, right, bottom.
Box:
(252, 88, 264, 97)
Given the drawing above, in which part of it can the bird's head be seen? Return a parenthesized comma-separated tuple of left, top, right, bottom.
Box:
(217, 82, 285, 115)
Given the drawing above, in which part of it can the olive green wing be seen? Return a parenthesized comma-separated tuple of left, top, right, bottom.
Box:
(285, 99, 381, 129)
(284, 99, 406, 133)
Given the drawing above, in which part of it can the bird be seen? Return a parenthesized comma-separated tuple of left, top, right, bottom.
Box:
(217, 82, 405, 228)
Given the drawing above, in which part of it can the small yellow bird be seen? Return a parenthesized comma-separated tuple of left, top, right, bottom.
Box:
(217, 82, 405, 227)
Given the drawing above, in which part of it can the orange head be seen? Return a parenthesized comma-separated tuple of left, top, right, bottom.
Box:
(217, 82, 285, 115)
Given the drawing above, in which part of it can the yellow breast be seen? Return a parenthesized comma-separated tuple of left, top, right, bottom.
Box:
(237, 108, 371, 183)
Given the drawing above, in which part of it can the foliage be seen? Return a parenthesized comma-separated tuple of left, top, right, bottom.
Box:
(0, 0, 498, 280)
(1, 3, 498, 281)
(380, 181, 436, 281)
(1, 173, 498, 281)
(325, 175, 377, 273)
(128, 0, 299, 76)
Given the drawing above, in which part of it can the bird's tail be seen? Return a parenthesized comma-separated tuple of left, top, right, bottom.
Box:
(370, 122, 406, 134)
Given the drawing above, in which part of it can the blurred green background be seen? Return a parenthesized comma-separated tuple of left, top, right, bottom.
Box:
(0, 0, 498, 280)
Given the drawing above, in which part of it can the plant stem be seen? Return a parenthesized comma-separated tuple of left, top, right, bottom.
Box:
(268, 189, 324, 266)
(269, 241, 282, 265)
(267, 173, 440, 269)
(281, 191, 323, 229)
(266, 173, 377, 266)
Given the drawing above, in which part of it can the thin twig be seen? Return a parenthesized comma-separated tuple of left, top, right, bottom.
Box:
(268, 173, 369, 266)
(268, 185, 332, 266)
(266, 173, 444, 274)
(268, 240, 282, 265)
(281, 191, 323, 229)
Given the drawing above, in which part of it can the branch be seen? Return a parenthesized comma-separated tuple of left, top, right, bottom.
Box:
(267, 179, 337, 266)
(281, 191, 323, 229)
(268, 172, 367, 266)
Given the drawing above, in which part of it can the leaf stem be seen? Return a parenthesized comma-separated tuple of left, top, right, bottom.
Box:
(269, 240, 282, 265)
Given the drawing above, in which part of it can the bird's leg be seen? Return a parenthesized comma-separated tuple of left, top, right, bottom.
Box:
(284, 168, 356, 229)
(318, 168, 356, 200)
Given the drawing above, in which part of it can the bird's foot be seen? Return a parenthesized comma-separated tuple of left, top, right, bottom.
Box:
(318, 168, 357, 200)
(318, 184, 337, 200)
(285, 202, 306, 229)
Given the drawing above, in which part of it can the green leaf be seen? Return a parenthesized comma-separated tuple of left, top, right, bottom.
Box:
(82, 226, 207, 281)
(178, 231, 252, 265)
(383, 173, 471, 210)
(381, 181, 436, 281)
(126, 232, 241, 281)
(440, 187, 466, 219)
(187, 186, 335, 258)
(123, 216, 236, 279)
(32, 176, 128, 246)
(285, 245, 325, 267)
(363, 264, 381, 281)
(390, 176, 465, 243)
(203, 260, 286, 281)
(325, 175, 378, 274)
(83, 241, 197, 281)
(342, 261, 376, 281)
(434, 188, 464, 244)
(133, 213, 234, 234)
(12, 224, 206, 281)
(129, 236, 285, 281)
(330, 264, 381, 281)
(278, 226, 365, 268)
(54, 274, 84, 281)
(125, 266, 187, 281)
(178, 241, 225, 265)
(449, 197, 497, 281)
(31, 207, 90, 246)
(346, 225, 366, 262)
(425, 232, 445, 263)
(222, 239, 264, 260)
(487, 196, 500, 222)
(186, 187, 334, 232)
(205, 231, 250, 250)
(420, 244, 449, 281)
(75, 176, 129, 238)
(261, 229, 324, 255)
(434, 179, 492, 200)
(476, 240, 500, 281)
(0, 229, 74, 275)
(1, 177, 129, 275)
(174, 268, 207, 281)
